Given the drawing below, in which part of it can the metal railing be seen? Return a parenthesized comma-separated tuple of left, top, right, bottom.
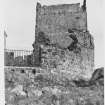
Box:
(4, 49, 34, 67)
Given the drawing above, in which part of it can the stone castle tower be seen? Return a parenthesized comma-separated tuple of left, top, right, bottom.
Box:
(33, 0, 94, 79)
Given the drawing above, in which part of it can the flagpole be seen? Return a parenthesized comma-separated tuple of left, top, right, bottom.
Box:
(4, 31, 7, 50)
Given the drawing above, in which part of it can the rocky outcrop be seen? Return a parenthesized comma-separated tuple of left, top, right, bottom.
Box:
(89, 67, 104, 86)
(72, 67, 104, 87)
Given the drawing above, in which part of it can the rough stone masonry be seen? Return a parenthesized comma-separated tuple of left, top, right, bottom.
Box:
(33, 0, 94, 80)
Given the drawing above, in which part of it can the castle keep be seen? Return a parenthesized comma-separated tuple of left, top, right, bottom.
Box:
(33, 0, 94, 79)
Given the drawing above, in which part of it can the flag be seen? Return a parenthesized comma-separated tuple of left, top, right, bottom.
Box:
(4, 30, 7, 37)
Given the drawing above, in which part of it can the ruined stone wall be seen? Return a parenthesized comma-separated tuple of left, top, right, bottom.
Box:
(33, 2, 94, 79)
(35, 2, 87, 43)
(5, 52, 14, 66)
(41, 30, 94, 79)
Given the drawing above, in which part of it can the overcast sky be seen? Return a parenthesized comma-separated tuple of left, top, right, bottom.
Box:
(4, 0, 104, 68)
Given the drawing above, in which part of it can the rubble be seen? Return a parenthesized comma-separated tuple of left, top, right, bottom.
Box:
(5, 67, 104, 105)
